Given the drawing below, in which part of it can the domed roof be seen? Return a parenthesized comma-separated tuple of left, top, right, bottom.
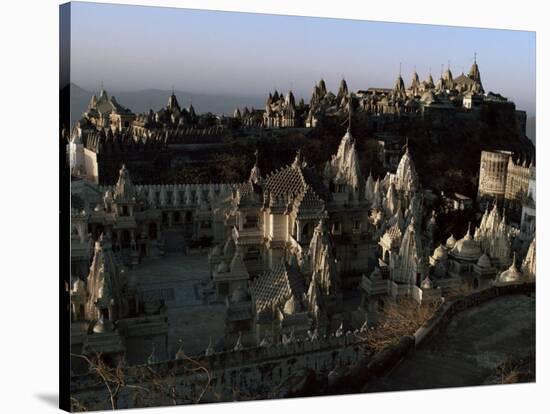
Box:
(450, 226, 482, 261)
(476, 253, 492, 268)
(446, 234, 457, 249)
(496, 254, 523, 285)
(432, 244, 448, 261)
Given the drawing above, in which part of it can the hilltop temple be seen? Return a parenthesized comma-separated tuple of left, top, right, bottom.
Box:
(68, 56, 535, 366)
(70, 115, 536, 362)
(235, 57, 490, 128)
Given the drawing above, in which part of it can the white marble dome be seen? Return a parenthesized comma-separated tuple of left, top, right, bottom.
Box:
(432, 244, 448, 261)
(446, 234, 457, 249)
(476, 253, 492, 268)
(450, 229, 481, 261)
(496, 254, 523, 285)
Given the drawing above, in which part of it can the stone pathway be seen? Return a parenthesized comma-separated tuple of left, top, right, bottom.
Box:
(364, 294, 536, 393)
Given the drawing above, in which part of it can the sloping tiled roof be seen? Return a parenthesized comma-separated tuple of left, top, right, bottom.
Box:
(293, 186, 325, 218)
(235, 181, 262, 204)
(264, 165, 305, 198)
(252, 262, 305, 314)
(381, 223, 402, 249)
(264, 164, 329, 202)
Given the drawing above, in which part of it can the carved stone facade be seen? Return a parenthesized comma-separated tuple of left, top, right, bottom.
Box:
(477, 150, 533, 213)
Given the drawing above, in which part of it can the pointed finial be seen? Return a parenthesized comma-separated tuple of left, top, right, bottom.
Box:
(448, 60, 451, 70)
(474, 52, 477, 63)
(466, 221, 472, 238)
(292, 149, 302, 168)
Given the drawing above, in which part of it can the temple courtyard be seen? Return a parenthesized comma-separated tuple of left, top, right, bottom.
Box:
(128, 253, 227, 357)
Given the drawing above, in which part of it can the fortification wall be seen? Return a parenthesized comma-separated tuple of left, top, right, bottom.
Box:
(71, 332, 365, 409)
(69, 282, 534, 409)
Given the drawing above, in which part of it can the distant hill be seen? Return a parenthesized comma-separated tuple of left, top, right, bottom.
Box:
(69, 83, 265, 127)
(526, 116, 536, 146)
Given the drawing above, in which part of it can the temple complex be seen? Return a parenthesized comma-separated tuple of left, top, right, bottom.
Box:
(68, 59, 536, 382)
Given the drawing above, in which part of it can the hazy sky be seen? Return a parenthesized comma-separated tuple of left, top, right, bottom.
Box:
(70, 2, 536, 115)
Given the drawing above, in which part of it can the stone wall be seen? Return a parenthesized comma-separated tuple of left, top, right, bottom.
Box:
(69, 282, 535, 409)
(71, 333, 365, 409)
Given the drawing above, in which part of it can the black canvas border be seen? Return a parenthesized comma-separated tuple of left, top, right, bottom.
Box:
(59, 2, 71, 412)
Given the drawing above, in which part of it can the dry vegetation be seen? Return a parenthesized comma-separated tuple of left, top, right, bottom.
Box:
(71, 351, 213, 411)
(359, 298, 440, 354)
(486, 352, 536, 385)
